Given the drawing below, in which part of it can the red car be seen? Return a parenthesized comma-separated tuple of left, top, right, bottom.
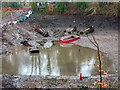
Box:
(59, 35, 80, 43)
(34, 26, 41, 32)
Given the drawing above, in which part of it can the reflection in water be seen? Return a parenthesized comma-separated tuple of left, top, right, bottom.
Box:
(41, 53, 49, 76)
(2, 43, 115, 76)
(79, 58, 95, 77)
(50, 50, 60, 76)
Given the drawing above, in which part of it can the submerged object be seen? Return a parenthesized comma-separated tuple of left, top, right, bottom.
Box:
(43, 41, 53, 48)
(29, 47, 39, 53)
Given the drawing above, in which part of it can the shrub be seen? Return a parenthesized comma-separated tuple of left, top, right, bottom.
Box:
(30, 2, 38, 13)
(55, 2, 67, 12)
(86, 8, 94, 15)
(76, 2, 91, 10)
(98, 2, 108, 7)
(45, 2, 48, 11)
(9, 2, 22, 8)
(116, 3, 120, 17)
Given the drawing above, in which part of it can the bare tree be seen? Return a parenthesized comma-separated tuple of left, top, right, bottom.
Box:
(87, 33, 102, 89)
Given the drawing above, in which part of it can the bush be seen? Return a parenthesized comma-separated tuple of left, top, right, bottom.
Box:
(76, 2, 91, 10)
(1, 2, 10, 8)
(45, 2, 48, 11)
(86, 8, 94, 15)
(116, 3, 120, 17)
(98, 2, 108, 7)
(9, 2, 22, 8)
(55, 2, 67, 12)
(30, 2, 38, 13)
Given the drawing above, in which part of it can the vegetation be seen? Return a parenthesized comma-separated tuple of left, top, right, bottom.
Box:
(9, 2, 22, 8)
(1, 2, 23, 8)
(75, 2, 91, 10)
(30, 2, 38, 13)
(40, 2, 48, 14)
(98, 2, 108, 7)
(0, 11, 12, 18)
(1, 2, 10, 8)
(45, 2, 48, 11)
(55, 2, 67, 13)
(116, 2, 120, 17)
(1, 2, 118, 16)
(88, 34, 111, 89)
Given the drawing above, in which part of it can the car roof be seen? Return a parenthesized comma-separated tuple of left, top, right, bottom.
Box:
(60, 35, 78, 40)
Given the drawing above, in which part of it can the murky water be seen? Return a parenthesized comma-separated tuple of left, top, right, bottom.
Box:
(2, 42, 115, 76)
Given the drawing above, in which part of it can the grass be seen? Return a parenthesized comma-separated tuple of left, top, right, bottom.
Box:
(0, 11, 12, 18)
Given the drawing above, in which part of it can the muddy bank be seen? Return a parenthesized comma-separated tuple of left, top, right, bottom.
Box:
(1, 74, 118, 88)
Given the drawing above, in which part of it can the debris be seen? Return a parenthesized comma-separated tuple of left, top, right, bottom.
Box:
(64, 25, 77, 35)
(1, 10, 33, 28)
(77, 84, 84, 88)
(28, 10, 33, 15)
(20, 16, 27, 22)
(29, 47, 40, 53)
(34, 26, 49, 37)
(21, 41, 32, 47)
(77, 84, 88, 89)
(80, 26, 94, 35)
(43, 41, 53, 48)
(12, 21, 17, 24)
(0, 45, 8, 55)
(28, 41, 40, 47)
(36, 39, 47, 46)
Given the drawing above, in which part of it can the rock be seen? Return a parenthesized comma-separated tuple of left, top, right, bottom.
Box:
(13, 39, 22, 46)
(43, 41, 53, 48)
(77, 84, 84, 88)
(28, 41, 40, 47)
(0, 45, 8, 55)
(37, 39, 47, 46)
(21, 41, 32, 46)
(77, 84, 88, 89)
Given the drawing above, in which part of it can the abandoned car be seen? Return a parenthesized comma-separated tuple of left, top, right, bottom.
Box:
(59, 35, 80, 43)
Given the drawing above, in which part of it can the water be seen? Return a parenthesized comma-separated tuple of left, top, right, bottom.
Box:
(2, 42, 115, 76)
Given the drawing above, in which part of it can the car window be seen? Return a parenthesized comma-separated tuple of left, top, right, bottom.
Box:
(71, 36, 75, 38)
(63, 36, 75, 40)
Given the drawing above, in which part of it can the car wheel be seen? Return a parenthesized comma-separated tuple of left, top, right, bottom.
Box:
(66, 41, 69, 43)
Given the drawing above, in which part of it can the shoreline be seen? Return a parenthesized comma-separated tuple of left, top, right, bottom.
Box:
(0, 74, 118, 88)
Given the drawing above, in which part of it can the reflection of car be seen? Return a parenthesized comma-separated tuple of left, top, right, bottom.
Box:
(60, 43, 73, 47)
(59, 35, 80, 43)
